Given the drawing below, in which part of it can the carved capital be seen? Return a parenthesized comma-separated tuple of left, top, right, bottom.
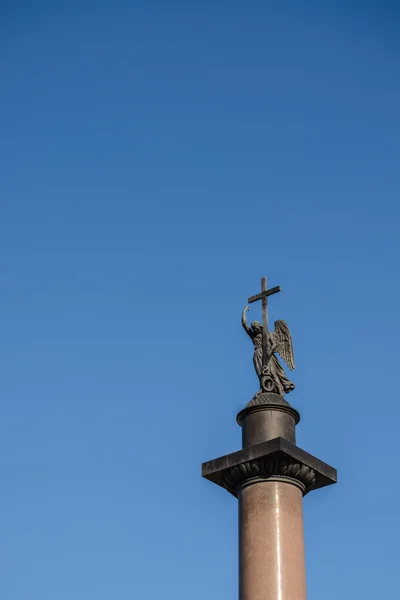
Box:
(202, 437, 337, 499)
(222, 457, 316, 496)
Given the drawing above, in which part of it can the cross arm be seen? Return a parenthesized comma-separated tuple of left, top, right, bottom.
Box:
(248, 285, 281, 304)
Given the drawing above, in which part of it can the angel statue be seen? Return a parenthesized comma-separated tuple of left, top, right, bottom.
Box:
(241, 305, 295, 396)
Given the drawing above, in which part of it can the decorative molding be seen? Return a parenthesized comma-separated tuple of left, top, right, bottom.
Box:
(245, 392, 291, 409)
(222, 457, 316, 496)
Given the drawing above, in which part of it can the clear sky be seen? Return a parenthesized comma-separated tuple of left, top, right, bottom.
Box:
(1, 1, 400, 598)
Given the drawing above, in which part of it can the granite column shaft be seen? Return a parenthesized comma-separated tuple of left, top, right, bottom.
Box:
(239, 481, 306, 600)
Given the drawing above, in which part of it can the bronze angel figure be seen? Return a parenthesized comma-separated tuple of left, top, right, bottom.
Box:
(241, 305, 295, 396)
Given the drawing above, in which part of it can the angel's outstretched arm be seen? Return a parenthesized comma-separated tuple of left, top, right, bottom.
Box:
(241, 306, 252, 337)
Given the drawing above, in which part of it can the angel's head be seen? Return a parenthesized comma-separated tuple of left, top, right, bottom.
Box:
(251, 321, 262, 334)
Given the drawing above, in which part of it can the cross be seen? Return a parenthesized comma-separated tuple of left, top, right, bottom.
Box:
(248, 277, 281, 368)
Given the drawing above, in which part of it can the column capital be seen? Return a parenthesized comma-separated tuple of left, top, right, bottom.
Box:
(223, 457, 316, 496)
(202, 437, 337, 498)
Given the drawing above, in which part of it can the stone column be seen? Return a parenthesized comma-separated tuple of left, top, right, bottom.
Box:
(202, 393, 337, 600)
(239, 482, 306, 600)
(237, 394, 305, 600)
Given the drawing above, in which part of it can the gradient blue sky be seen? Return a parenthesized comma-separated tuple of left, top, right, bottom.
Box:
(1, 2, 400, 599)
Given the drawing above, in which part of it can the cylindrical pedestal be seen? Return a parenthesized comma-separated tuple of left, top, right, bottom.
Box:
(239, 481, 306, 600)
(240, 406, 297, 447)
(236, 394, 300, 448)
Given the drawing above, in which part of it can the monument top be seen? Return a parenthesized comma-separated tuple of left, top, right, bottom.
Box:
(202, 276, 337, 600)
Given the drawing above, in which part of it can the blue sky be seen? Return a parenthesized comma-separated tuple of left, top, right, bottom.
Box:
(1, 1, 400, 598)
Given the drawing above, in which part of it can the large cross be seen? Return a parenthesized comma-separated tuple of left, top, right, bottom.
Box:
(248, 277, 281, 368)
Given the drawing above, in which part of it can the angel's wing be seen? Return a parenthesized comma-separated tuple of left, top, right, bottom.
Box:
(274, 320, 295, 371)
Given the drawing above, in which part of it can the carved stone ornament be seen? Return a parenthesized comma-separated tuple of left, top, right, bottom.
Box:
(244, 391, 294, 409)
(201, 437, 337, 500)
(222, 457, 316, 497)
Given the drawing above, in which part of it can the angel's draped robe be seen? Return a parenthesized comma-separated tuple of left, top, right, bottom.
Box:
(252, 331, 295, 396)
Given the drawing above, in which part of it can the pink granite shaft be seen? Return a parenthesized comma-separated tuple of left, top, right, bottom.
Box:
(239, 481, 307, 600)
